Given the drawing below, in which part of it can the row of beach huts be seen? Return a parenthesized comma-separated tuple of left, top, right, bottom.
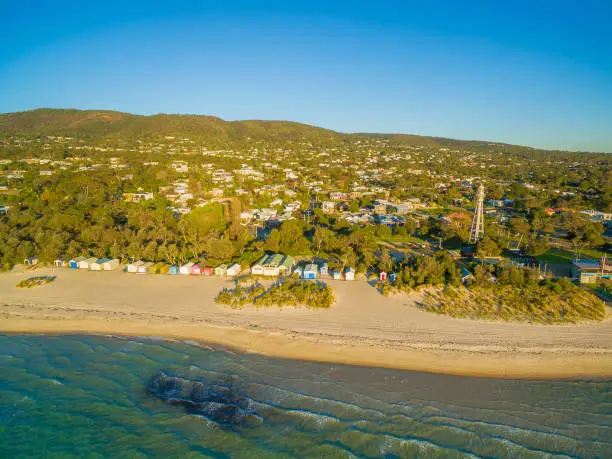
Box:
(51, 256, 242, 277)
(250, 254, 356, 280)
(35, 253, 357, 280)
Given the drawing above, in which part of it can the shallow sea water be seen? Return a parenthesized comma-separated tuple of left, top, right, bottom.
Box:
(0, 334, 610, 458)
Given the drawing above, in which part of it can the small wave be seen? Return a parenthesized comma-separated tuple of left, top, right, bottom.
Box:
(20, 395, 34, 403)
(0, 408, 16, 426)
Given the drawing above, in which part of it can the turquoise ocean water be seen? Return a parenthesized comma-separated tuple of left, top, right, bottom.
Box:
(0, 334, 610, 458)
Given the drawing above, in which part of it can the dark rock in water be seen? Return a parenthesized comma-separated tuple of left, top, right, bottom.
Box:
(147, 372, 257, 426)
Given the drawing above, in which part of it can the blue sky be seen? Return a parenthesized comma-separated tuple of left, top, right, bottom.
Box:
(1, 0, 611, 152)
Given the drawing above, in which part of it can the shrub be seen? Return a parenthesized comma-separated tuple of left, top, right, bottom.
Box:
(16, 276, 56, 288)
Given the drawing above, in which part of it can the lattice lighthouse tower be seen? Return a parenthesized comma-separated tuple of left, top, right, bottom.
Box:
(468, 184, 485, 244)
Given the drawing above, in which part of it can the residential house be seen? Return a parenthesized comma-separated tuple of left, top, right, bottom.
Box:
(124, 192, 154, 203)
(461, 267, 474, 284)
(321, 201, 335, 213)
(571, 259, 612, 284)
(329, 191, 347, 201)
(395, 202, 413, 214)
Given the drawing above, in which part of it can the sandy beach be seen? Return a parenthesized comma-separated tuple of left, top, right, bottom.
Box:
(1, 267, 611, 379)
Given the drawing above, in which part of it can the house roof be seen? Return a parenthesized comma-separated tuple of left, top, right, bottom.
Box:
(265, 254, 284, 267)
(572, 260, 600, 270)
(280, 255, 294, 269)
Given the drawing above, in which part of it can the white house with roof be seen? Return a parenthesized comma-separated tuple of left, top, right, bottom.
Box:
(226, 263, 241, 277)
(180, 262, 195, 275)
(79, 257, 98, 270)
(303, 264, 318, 279)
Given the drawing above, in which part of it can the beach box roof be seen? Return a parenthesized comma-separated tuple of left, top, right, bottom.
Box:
(149, 262, 165, 274)
(54, 258, 66, 267)
(90, 258, 109, 270)
(103, 258, 120, 270)
(69, 256, 87, 268)
(79, 257, 98, 269)
(127, 260, 144, 272)
(279, 255, 295, 270)
(267, 254, 284, 267)
(180, 262, 194, 274)
(138, 262, 154, 273)
(254, 254, 269, 266)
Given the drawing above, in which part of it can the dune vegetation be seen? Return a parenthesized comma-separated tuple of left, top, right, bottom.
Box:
(422, 278, 607, 324)
(16, 276, 56, 288)
(216, 278, 334, 309)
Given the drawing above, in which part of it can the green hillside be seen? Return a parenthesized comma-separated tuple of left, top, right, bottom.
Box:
(0, 108, 345, 145)
(0, 108, 606, 155)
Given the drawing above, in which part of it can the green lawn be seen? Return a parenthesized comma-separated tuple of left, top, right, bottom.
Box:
(580, 248, 608, 260)
(184, 203, 226, 233)
(378, 235, 428, 245)
(536, 248, 575, 264)
(535, 247, 607, 264)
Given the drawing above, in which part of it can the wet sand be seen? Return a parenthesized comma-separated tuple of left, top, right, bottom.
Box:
(1, 267, 611, 378)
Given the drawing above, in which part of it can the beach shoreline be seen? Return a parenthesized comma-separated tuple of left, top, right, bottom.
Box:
(1, 267, 612, 379)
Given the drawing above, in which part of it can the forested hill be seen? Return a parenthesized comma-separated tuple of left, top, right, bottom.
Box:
(0, 109, 345, 145)
(0, 108, 603, 155)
